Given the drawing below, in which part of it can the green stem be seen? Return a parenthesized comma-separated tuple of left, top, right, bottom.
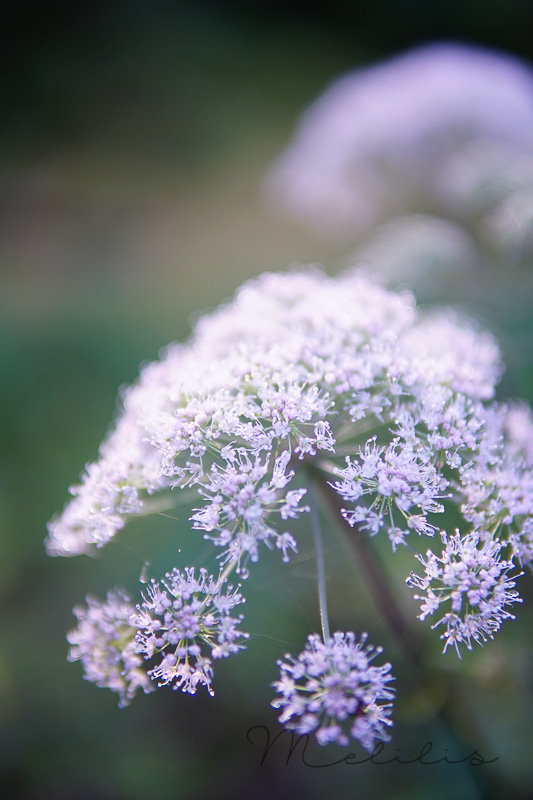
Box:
(219, 558, 238, 584)
(308, 481, 330, 642)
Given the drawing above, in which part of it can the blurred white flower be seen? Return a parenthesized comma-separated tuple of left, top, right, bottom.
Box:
(264, 42, 533, 240)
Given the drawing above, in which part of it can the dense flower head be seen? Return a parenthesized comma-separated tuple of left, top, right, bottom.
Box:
(50, 263, 533, 726)
(47, 266, 512, 572)
(264, 42, 533, 240)
(53, 263, 533, 748)
(67, 590, 153, 708)
(407, 532, 523, 655)
(272, 632, 395, 749)
(67, 571, 248, 704)
(133, 567, 249, 696)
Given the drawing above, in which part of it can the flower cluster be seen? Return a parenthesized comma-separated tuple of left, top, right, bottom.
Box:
(333, 435, 449, 546)
(51, 265, 533, 749)
(68, 570, 249, 704)
(47, 268, 508, 572)
(46, 269, 410, 564)
(407, 532, 523, 655)
(133, 567, 248, 696)
(67, 590, 153, 708)
(264, 42, 533, 241)
(272, 632, 395, 749)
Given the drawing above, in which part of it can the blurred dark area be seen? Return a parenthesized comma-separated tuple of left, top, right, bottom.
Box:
(2, 2, 533, 799)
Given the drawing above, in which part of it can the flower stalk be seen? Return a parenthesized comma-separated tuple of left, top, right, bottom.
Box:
(308, 480, 330, 642)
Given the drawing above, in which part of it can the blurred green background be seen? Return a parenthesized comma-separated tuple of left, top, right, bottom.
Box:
(2, 2, 533, 799)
